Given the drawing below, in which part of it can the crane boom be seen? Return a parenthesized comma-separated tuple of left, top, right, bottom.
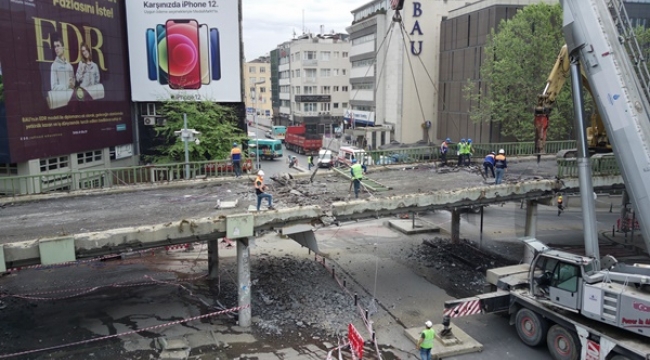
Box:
(562, 0, 650, 253)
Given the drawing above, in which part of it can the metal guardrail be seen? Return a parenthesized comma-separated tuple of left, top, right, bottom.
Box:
(471, 140, 577, 157)
(557, 154, 620, 178)
(0, 141, 613, 198)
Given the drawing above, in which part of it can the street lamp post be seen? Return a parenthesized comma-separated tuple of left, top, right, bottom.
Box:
(252, 80, 265, 170)
(174, 113, 200, 180)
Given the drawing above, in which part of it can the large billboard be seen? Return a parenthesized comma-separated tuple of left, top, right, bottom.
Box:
(124, 0, 242, 102)
(0, 0, 133, 164)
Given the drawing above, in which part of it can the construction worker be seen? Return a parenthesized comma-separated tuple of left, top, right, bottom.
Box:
(254, 170, 275, 211)
(440, 138, 450, 166)
(416, 320, 435, 360)
(231, 142, 242, 178)
(466, 139, 474, 166)
(350, 158, 367, 199)
(307, 154, 314, 170)
(483, 151, 496, 178)
(457, 139, 466, 166)
(557, 194, 564, 216)
(494, 149, 508, 185)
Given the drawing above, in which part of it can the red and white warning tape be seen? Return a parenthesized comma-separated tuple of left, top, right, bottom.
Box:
(444, 299, 482, 318)
(0, 304, 248, 359)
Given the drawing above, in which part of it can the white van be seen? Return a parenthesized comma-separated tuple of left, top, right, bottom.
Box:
(316, 149, 334, 168)
(336, 146, 373, 167)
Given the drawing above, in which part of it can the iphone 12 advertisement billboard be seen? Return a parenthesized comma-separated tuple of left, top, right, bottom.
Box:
(125, 1, 240, 102)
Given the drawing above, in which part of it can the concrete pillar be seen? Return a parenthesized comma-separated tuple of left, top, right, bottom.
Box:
(237, 237, 252, 327)
(207, 237, 219, 279)
(451, 209, 461, 243)
(524, 201, 538, 238)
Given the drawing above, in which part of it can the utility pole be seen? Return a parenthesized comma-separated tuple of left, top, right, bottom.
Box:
(174, 113, 201, 180)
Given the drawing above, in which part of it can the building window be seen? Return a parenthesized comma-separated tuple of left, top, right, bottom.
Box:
(259, 77, 265, 82)
(249, 67, 256, 73)
(333, 103, 339, 109)
(303, 51, 317, 60)
(333, 69, 340, 76)
(294, 52, 300, 61)
(249, 77, 256, 83)
(343, 52, 349, 58)
(352, 83, 373, 90)
(303, 86, 317, 94)
(260, 67, 266, 73)
(295, 86, 301, 94)
(342, 102, 348, 108)
(320, 103, 331, 111)
(342, 69, 347, 75)
(0, 163, 18, 176)
(352, 59, 374, 68)
(40, 156, 70, 172)
(140, 103, 158, 116)
(321, 51, 331, 61)
(333, 51, 340, 58)
(321, 86, 331, 94)
(352, 33, 376, 45)
(77, 150, 103, 165)
(260, 87, 266, 93)
(303, 103, 318, 112)
(333, 86, 339, 91)
(342, 86, 349, 92)
(295, 69, 301, 77)
(305, 69, 317, 78)
(320, 68, 331, 77)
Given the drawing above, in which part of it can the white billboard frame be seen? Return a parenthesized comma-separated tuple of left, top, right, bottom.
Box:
(124, 0, 242, 102)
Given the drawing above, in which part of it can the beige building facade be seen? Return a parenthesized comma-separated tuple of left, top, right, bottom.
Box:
(244, 58, 273, 118)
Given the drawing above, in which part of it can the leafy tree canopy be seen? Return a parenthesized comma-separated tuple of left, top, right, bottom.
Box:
(152, 101, 247, 163)
(465, 3, 573, 141)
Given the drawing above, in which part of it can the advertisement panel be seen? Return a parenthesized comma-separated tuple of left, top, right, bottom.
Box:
(0, 0, 133, 164)
(124, 0, 242, 102)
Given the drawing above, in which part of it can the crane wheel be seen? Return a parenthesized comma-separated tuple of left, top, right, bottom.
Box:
(515, 308, 548, 347)
(546, 324, 580, 360)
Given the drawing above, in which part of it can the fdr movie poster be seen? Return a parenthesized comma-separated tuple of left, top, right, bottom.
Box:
(0, 0, 132, 163)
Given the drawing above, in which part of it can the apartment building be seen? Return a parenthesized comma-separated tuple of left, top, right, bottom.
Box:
(244, 57, 272, 118)
(275, 32, 351, 132)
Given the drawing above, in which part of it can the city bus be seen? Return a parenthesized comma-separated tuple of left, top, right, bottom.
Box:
(248, 138, 283, 160)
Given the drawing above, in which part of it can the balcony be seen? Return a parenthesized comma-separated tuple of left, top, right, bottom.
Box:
(304, 77, 317, 84)
(302, 59, 318, 66)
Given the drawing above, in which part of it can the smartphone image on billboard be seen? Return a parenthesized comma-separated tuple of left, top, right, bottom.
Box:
(199, 24, 210, 85)
(156, 24, 168, 85)
(210, 28, 221, 81)
(166, 19, 201, 90)
(146, 28, 158, 81)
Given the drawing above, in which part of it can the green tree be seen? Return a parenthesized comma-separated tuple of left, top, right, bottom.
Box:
(151, 101, 247, 163)
(464, 3, 574, 141)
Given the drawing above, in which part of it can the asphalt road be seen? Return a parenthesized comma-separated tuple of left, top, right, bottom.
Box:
(247, 124, 309, 176)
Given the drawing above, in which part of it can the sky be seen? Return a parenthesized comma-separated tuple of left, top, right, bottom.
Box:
(241, 0, 372, 61)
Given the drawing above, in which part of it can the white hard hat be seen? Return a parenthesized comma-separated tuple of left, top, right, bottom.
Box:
(498, 149, 505, 154)
(258, 170, 265, 176)
(425, 320, 433, 328)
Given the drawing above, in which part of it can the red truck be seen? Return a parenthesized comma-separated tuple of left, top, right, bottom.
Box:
(284, 125, 322, 155)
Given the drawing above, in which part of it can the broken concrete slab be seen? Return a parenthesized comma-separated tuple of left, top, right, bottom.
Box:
(215, 199, 238, 209)
(388, 219, 440, 235)
(404, 323, 483, 358)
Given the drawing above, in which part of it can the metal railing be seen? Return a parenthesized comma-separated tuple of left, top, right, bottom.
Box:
(557, 154, 620, 178)
(471, 140, 577, 157)
(0, 158, 253, 197)
(0, 141, 616, 198)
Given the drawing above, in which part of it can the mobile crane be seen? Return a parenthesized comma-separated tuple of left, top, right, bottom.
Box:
(444, 1, 650, 359)
(533, 45, 611, 157)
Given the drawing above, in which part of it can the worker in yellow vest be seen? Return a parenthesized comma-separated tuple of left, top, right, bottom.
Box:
(416, 320, 436, 360)
(350, 158, 367, 199)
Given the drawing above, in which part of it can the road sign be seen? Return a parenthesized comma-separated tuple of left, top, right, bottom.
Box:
(348, 323, 364, 359)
